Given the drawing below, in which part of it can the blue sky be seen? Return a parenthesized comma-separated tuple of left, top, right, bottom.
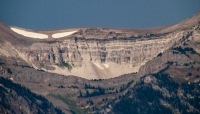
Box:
(0, 0, 200, 30)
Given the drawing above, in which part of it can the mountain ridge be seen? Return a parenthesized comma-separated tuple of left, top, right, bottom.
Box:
(0, 11, 200, 79)
(0, 11, 200, 113)
(1, 11, 200, 36)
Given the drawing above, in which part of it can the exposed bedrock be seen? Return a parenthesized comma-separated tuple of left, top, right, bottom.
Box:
(1, 12, 200, 79)
(13, 30, 187, 79)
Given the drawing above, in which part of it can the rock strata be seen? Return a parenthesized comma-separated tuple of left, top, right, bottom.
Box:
(0, 11, 200, 79)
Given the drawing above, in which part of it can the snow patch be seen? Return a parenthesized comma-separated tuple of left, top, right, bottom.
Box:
(103, 63, 109, 68)
(52, 31, 77, 38)
(11, 27, 48, 39)
(92, 62, 104, 70)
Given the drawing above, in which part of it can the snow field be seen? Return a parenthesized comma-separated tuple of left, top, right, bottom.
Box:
(11, 27, 48, 39)
(52, 31, 77, 38)
(11, 27, 77, 39)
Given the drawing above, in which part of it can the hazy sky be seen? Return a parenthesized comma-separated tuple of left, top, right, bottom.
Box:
(0, 0, 200, 30)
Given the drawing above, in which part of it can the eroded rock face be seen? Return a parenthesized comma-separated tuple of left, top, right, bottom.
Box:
(0, 12, 200, 79)
(138, 26, 200, 77)
(12, 30, 186, 79)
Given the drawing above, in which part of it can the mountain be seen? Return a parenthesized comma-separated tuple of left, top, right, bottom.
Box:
(0, 11, 200, 113)
(0, 11, 199, 79)
(112, 72, 200, 114)
(112, 33, 200, 113)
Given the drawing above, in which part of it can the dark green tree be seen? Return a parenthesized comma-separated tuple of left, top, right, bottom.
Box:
(79, 90, 82, 97)
(86, 90, 89, 97)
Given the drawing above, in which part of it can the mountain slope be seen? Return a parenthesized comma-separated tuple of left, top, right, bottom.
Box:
(112, 72, 200, 114)
(95, 33, 200, 113)
(0, 76, 64, 114)
(0, 11, 200, 114)
(110, 25, 200, 114)
(0, 11, 200, 79)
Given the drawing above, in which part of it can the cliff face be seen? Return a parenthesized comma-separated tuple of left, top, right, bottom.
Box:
(138, 25, 200, 76)
(0, 12, 200, 79)
(14, 30, 185, 79)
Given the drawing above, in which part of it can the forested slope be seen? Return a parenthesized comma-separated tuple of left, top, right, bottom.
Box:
(112, 70, 200, 114)
(0, 76, 64, 114)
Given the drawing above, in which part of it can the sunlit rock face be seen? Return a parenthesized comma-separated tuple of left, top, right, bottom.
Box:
(12, 28, 186, 79)
(0, 11, 199, 79)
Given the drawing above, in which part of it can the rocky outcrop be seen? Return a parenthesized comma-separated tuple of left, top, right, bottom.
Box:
(11, 30, 186, 79)
(0, 11, 200, 79)
(138, 26, 200, 76)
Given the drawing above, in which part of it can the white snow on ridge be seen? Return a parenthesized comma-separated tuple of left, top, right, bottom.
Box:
(52, 31, 77, 38)
(11, 27, 48, 39)
(103, 63, 109, 68)
(92, 62, 104, 70)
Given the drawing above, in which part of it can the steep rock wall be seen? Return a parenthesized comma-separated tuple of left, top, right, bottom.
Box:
(138, 26, 200, 76)
(14, 30, 186, 79)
